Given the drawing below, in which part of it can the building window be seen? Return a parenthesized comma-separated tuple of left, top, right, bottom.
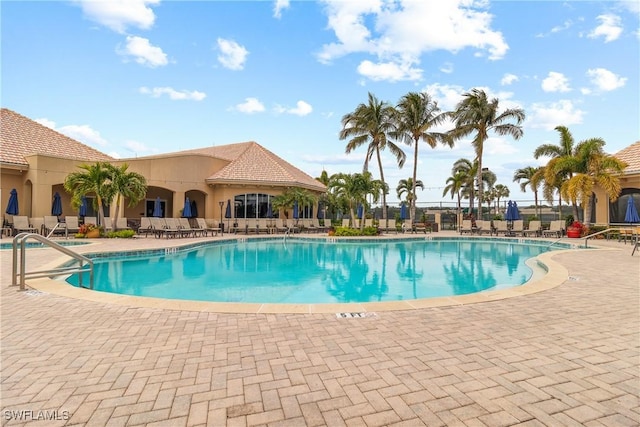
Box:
(233, 193, 278, 218)
(610, 189, 640, 223)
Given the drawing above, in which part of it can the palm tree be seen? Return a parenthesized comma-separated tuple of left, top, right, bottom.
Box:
(534, 125, 579, 219)
(271, 187, 317, 221)
(482, 169, 497, 217)
(443, 171, 466, 228)
(547, 138, 627, 227)
(493, 184, 510, 216)
(108, 163, 147, 231)
(451, 158, 478, 216)
(513, 166, 542, 218)
(340, 92, 407, 220)
(449, 88, 525, 216)
(329, 172, 382, 229)
(393, 92, 452, 222)
(396, 177, 425, 208)
(64, 162, 113, 228)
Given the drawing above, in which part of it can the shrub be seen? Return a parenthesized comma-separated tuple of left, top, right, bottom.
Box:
(333, 226, 379, 237)
(106, 229, 135, 238)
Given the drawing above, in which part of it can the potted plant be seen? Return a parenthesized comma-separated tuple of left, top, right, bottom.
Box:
(78, 223, 101, 238)
(566, 220, 583, 238)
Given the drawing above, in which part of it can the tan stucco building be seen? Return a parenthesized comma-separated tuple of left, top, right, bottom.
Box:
(1, 108, 326, 230)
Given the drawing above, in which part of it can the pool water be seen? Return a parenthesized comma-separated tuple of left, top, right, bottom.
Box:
(66, 239, 558, 304)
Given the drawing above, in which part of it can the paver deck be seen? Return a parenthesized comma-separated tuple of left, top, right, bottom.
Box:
(1, 232, 638, 426)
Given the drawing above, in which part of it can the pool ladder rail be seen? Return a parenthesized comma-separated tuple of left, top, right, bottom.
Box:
(11, 232, 94, 291)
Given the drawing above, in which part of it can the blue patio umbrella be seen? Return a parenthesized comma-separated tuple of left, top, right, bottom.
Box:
(182, 197, 192, 218)
(357, 203, 364, 219)
(624, 196, 640, 223)
(400, 203, 407, 220)
(152, 197, 162, 217)
(512, 201, 521, 220)
(190, 200, 198, 218)
(79, 196, 88, 217)
(293, 201, 299, 221)
(225, 199, 231, 219)
(266, 204, 273, 218)
(505, 201, 518, 221)
(5, 188, 18, 215)
(51, 192, 63, 216)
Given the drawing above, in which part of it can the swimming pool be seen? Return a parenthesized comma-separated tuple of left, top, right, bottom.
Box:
(66, 237, 570, 304)
(1, 240, 89, 250)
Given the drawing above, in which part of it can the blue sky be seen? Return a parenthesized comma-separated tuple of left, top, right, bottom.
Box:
(3, 0, 639, 205)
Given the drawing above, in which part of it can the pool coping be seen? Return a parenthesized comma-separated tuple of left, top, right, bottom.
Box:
(20, 235, 610, 314)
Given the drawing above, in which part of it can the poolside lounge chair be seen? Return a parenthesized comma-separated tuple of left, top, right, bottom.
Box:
(459, 219, 473, 234)
(178, 217, 203, 237)
(150, 217, 177, 238)
(475, 220, 493, 235)
(195, 218, 220, 236)
(103, 217, 113, 232)
(341, 218, 351, 228)
(401, 219, 414, 233)
(13, 216, 38, 235)
(512, 220, 524, 236)
(273, 219, 287, 234)
(493, 220, 510, 236)
(165, 218, 188, 237)
(523, 220, 542, 237)
(414, 221, 431, 234)
(65, 216, 81, 234)
(138, 217, 153, 237)
(116, 217, 131, 231)
(257, 219, 270, 234)
(542, 220, 564, 238)
(84, 217, 97, 227)
(43, 215, 67, 238)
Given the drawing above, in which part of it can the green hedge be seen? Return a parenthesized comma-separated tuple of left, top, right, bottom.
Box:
(333, 226, 379, 236)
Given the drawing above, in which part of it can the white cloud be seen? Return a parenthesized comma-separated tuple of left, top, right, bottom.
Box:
(586, 68, 627, 91)
(118, 36, 168, 68)
(528, 100, 584, 130)
(439, 62, 454, 74)
(357, 59, 422, 82)
(139, 86, 206, 101)
(541, 71, 571, 93)
(35, 118, 109, 147)
(318, 0, 509, 83)
(123, 139, 157, 155)
(588, 14, 623, 43)
(77, 0, 159, 34)
(233, 97, 265, 114)
(501, 73, 518, 86)
(275, 100, 313, 116)
(422, 82, 466, 111)
(273, 0, 290, 18)
(217, 38, 249, 70)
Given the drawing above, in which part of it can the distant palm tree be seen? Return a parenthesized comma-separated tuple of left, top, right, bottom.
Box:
(449, 88, 525, 216)
(534, 125, 578, 219)
(443, 171, 466, 226)
(451, 158, 478, 215)
(482, 169, 497, 217)
(396, 177, 425, 206)
(493, 184, 510, 216)
(271, 187, 317, 220)
(513, 166, 542, 218)
(340, 92, 407, 220)
(547, 138, 627, 227)
(393, 92, 452, 222)
(64, 162, 112, 227)
(108, 163, 147, 231)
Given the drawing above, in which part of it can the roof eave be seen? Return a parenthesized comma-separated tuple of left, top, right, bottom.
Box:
(0, 161, 29, 171)
(206, 178, 326, 192)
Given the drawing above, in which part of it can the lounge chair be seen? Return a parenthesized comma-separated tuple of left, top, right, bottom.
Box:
(150, 217, 177, 238)
(65, 216, 81, 234)
(493, 220, 509, 236)
(13, 216, 38, 235)
(414, 221, 431, 234)
(165, 218, 187, 237)
(401, 219, 414, 233)
(84, 217, 97, 227)
(138, 217, 153, 237)
(177, 217, 203, 237)
(475, 220, 493, 235)
(512, 220, 524, 236)
(542, 220, 564, 238)
(43, 215, 67, 238)
(523, 220, 542, 237)
(195, 218, 220, 236)
(273, 218, 287, 234)
(103, 217, 113, 232)
(116, 217, 131, 231)
(341, 218, 351, 228)
(459, 219, 473, 235)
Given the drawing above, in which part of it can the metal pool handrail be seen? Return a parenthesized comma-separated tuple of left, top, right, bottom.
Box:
(12, 232, 94, 291)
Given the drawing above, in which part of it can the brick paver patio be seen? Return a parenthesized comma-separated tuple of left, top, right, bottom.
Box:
(1, 234, 638, 426)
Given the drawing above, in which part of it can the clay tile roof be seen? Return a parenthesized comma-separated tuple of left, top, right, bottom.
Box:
(614, 141, 640, 174)
(1, 108, 113, 167)
(205, 142, 326, 192)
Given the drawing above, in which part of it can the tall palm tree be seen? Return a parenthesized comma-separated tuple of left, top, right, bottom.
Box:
(271, 187, 317, 220)
(443, 171, 466, 227)
(393, 92, 452, 222)
(340, 92, 406, 220)
(547, 138, 627, 227)
(451, 158, 478, 215)
(449, 88, 525, 216)
(396, 177, 425, 207)
(64, 162, 113, 227)
(534, 125, 579, 219)
(108, 163, 147, 231)
(513, 166, 542, 218)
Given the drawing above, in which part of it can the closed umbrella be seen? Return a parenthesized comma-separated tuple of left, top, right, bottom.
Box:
(5, 188, 18, 215)
(79, 196, 88, 217)
(225, 199, 231, 229)
(505, 201, 517, 221)
(266, 204, 273, 218)
(400, 203, 407, 220)
(152, 197, 162, 217)
(191, 200, 198, 218)
(182, 197, 192, 218)
(624, 196, 640, 223)
(512, 201, 521, 220)
(293, 201, 299, 222)
(357, 204, 363, 219)
(51, 192, 63, 217)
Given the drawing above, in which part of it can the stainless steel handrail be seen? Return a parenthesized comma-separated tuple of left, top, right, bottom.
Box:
(12, 233, 93, 290)
(583, 227, 624, 248)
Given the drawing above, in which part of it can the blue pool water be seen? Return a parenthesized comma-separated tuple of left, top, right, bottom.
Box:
(1, 241, 89, 250)
(66, 238, 565, 304)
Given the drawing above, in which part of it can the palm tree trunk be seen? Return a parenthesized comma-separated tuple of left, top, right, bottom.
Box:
(113, 194, 121, 232)
(375, 147, 387, 221)
(411, 137, 419, 223)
